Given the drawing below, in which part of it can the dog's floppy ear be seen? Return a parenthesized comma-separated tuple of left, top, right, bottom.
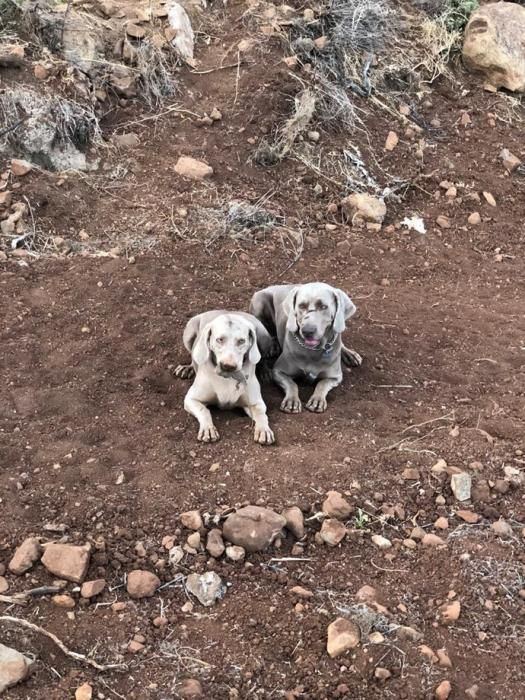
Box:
(283, 287, 299, 333)
(333, 289, 356, 334)
(192, 324, 212, 365)
(247, 326, 261, 365)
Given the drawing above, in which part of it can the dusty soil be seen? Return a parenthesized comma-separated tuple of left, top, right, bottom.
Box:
(1, 1, 525, 698)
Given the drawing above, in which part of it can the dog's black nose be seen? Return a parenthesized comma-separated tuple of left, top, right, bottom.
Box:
(219, 362, 237, 372)
(301, 326, 316, 339)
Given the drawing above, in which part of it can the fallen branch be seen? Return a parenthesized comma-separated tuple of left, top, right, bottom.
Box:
(0, 594, 28, 607)
(0, 616, 127, 671)
(190, 60, 246, 75)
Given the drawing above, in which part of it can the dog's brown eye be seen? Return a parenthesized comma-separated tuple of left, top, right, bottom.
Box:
(216, 337, 225, 344)
(237, 338, 246, 346)
(319, 304, 328, 310)
(298, 303, 308, 311)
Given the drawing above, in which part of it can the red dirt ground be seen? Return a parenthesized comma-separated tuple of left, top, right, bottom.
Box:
(1, 1, 525, 698)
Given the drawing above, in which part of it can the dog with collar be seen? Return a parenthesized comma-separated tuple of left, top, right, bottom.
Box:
(175, 311, 275, 444)
(249, 283, 362, 413)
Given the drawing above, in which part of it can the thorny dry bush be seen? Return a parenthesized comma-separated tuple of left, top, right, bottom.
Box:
(250, 0, 473, 198)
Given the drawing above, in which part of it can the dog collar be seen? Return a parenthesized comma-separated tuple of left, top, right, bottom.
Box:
(293, 331, 338, 356)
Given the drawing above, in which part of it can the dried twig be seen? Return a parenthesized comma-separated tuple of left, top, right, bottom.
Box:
(190, 60, 246, 75)
(0, 616, 126, 671)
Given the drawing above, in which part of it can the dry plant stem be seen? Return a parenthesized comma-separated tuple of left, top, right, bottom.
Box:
(190, 60, 245, 75)
(0, 615, 127, 671)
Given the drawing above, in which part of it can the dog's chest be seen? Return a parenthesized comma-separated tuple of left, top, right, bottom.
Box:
(214, 378, 245, 409)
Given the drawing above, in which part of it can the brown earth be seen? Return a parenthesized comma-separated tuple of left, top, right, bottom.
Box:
(1, 1, 525, 699)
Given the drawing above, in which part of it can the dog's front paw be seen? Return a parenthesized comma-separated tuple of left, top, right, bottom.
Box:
(174, 363, 195, 380)
(306, 396, 327, 413)
(280, 397, 302, 413)
(342, 347, 362, 368)
(198, 425, 220, 442)
(254, 426, 275, 445)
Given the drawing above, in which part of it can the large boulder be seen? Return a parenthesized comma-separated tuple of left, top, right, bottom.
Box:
(222, 506, 286, 552)
(463, 3, 525, 92)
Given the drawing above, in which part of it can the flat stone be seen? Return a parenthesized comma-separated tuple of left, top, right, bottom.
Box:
(223, 506, 285, 552)
(326, 618, 360, 657)
(127, 570, 160, 598)
(41, 543, 91, 583)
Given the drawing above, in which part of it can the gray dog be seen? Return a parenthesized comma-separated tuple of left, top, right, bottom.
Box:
(250, 283, 362, 413)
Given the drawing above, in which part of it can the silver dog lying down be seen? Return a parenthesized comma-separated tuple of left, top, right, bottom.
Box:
(250, 282, 362, 413)
(175, 311, 275, 444)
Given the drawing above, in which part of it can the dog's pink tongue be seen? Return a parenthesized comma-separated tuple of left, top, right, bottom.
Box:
(304, 338, 320, 348)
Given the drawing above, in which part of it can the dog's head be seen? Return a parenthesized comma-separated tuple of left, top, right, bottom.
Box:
(192, 314, 261, 374)
(283, 282, 356, 348)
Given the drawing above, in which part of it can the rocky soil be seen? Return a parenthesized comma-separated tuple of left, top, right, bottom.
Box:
(1, 0, 525, 698)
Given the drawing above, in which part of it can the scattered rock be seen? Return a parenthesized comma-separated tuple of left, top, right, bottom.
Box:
(8, 537, 42, 575)
(0, 44, 25, 68)
(403, 538, 417, 549)
(206, 529, 225, 558)
(0, 192, 12, 208)
(491, 519, 513, 538)
(419, 644, 439, 663)
(0, 644, 34, 694)
(223, 506, 286, 552)
(80, 579, 106, 599)
(374, 667, 391, 681)
(178, 678, 203, 698)
(126, 23, 146, 39)
(472, 479, 491, 503)
(167, 2, 195, 64)
(500, 148, 521, 172)
(175, 156, 213, 180)
(439, 600, 461, 624)
(434, 517, 449, 530)
(468, 212, 481, 225)
(41, 543, 91, 583)
(341, 193, 386, 226)
(225, 545, 245, 562)
(385, 131, 399, 151)
(282, 506, 305, 539)
(326, 618, 361, 657)
(456, 510, 480, 524)
(11, 159, 32, 177)
(435, 680, 451, 700)
(180, 510, 203, 531)
(0, 577, 8, 594)
(127, 570, 160, 599)
(167, 545, 184, 568)
(437, 648, 452, 668)
(463, 3, 525, 92)
(187, 532, 201, 550)
(75, 683, 93, 700)
(322, 491, 353, 519)
(127, 640, 145, 654)
(450, 472, 472, 501)
(465, 685, 479, 699)
(290, 585, 314, 599)
(319, 519, 347, 547)
(185, 571, 225, 607)
(371, 535, 392, 550)
(355, 585, 377, 604)
(396, 626, 423, 642)
(368, 631, 385, 644)
(422, 533, 446, 547)
(52, 594, 76, 608)
(402, 467, 420, 480)
(483, 191, 497, 207)
(113, 133, 140, 148)
(436, 215, 451, 229)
